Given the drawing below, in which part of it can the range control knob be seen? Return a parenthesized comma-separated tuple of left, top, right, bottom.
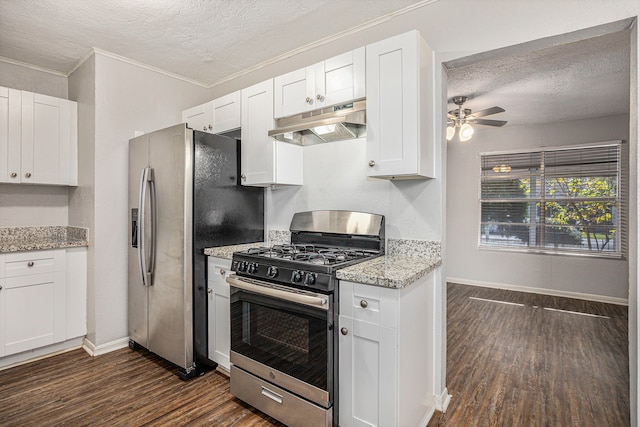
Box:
(291, 270, 303, 283)
(236, 261, 247, 272)
(304, 273, 316, 286)
(247, 263, 259, 274)
(267, 266, 279, 278)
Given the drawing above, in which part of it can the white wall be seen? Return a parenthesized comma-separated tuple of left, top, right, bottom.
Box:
(266, 137, 442, 240)
(0, 60, 67, 98)
(447, 114, 630, 301)
(0, 61, 70, 227)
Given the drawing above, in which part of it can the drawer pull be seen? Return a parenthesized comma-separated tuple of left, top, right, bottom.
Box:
(220, 269, 226, 275)
(261, 386, 283, 404)
(360, 299, 368, 309)
(341, 327, 348, 336)
(27, 261, 35, 267)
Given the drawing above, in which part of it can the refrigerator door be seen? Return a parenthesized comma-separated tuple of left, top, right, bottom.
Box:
(147, 124, 193, 370)
(128, 133, 150, 348)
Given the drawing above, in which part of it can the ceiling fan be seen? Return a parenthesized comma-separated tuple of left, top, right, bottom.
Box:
(447, 96, 507, 141)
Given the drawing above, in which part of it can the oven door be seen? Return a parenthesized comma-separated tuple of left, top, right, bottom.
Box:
(227, 274, 334, 408)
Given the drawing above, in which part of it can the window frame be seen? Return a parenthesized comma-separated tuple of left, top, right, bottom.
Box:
(477, 140, 625, 259)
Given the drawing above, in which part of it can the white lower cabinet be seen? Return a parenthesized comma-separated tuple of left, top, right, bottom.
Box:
(207, 256, 232, 371)
(339, 273, 436, 427)
(0, 248, 87, 358)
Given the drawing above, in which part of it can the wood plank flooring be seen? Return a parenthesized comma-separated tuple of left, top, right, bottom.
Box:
(0, 283, 629, 426)
(428, 283, 629, 427)
(0, 347, 284, 426)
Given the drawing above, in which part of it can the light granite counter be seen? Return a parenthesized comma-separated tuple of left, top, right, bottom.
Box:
(204, 242, 266, 260)
(0, 226, 89, 253)
(203, 230, 290, 260)
(336, 238, 442, 289)
(336, 254, 441, 288)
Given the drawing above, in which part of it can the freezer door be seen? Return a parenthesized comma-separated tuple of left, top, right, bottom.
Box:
(147, 124, 193, 370)
(128, 133, 150, 347)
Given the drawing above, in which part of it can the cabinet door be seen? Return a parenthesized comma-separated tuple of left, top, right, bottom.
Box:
(212, 91, 241, 134)
(339, 316, 398, 427)
(274, 66, 316, 118)
(3, 271, 66, 356)
(366, 31, 433, 179)
(241, 79, 275, 185)
(21, 92, 77, 185)
(0, 87, 21, 183)
(321, 47, 365, 108)
(182, 101, 214, 133)
(207, 258, 232, 371)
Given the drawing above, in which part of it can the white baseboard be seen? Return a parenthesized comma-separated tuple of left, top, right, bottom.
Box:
(419, 406, 436, 427)
(434, 387, 452, 413)
(0, 337, 84, 370)
(447, 277, 628, 306)
(82, 337, 130, 356)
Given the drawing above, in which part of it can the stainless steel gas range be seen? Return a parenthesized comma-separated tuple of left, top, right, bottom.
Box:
(227, 210, 385, 427)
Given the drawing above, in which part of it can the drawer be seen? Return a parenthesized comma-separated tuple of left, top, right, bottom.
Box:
(4, 250, 65, 277)
(230, 366, 331, 427)
(340, 281, 398, 328)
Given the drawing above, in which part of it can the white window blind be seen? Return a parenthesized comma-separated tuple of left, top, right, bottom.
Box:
(479, 142, 623, 256)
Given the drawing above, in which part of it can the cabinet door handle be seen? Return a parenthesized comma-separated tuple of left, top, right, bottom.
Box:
(10, 172, 17, 178)
(208, 124, 212, 130)
(240, 174, 246, 181)
(368, 160, 375, 167)
(203, 126, 207, 131)
(360, 299, 368, 309)
(305, 97, 313, 104)
(316, 94, 324, 102)
(340, 327, 348, 336)
(207, 288, 213, 294)
(220, 269, 226, 275)
(27, 261, 35, 267)
(25, 172, 32, 178)
(0, 286, 3, 291)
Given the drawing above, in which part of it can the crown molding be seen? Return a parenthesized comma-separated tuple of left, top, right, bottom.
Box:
(0, 55, 67, 77)
(208, 0, 439, 88)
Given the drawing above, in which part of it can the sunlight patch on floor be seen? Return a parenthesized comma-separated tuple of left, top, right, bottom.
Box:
(469, 296, 525, 307)
(542, 307, 610, 319)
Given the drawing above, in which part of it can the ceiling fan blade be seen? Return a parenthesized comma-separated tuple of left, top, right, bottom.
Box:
(468, 106, 505, 118)
(468, 118, 508, 127)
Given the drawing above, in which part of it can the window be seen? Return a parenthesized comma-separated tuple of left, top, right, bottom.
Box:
(479, 142, 623, 257)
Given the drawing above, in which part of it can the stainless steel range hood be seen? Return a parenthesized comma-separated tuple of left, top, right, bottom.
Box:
(268, 100, 366, 145)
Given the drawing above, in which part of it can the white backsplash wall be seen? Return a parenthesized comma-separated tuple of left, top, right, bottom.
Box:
(0, 184, 69, 226)
(265, 136, 442, 241)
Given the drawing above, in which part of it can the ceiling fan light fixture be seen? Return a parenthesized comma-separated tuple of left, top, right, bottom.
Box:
(459, 123, 474, 141)
(446, 125, 455, 141)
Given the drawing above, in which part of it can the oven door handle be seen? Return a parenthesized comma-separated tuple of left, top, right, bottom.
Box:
(227, 276, 329, 310)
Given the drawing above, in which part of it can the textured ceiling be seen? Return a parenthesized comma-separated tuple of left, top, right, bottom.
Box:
(445, 29, 630, 127)
(0, 1, 631, 127)
(0, 0, 429, 86)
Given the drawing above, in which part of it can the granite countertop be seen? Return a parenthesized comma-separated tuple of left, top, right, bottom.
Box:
(0, 226, 89, 253)
(204, 242, 266, 260)
(336, 254, 441, 289)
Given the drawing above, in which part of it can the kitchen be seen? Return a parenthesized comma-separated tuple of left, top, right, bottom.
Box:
(0, 1, 639, 426)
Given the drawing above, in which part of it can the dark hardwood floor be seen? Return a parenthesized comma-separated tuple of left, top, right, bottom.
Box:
(0, 347, 284, 426)
(0, 283, 629, 426)
(428, 283, 629, 427)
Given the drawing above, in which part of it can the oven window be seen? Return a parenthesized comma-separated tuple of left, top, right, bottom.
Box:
(231, 290, 329, 391)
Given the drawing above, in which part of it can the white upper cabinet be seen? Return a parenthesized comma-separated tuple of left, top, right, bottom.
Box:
(182, 100, 214, 133)
(0, 88, 77, 186)
(0, 87, 21, 183)
(240, 79, 302, 187)
(211, 91, 241, 134)
(366, 31, 435, 179)
(274, 47, 365, 118)
(182, 91, 242, 135)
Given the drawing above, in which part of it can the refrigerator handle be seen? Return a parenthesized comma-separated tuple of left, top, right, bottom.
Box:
(138, 167, 149, 287)
(147, 168, 157, 286)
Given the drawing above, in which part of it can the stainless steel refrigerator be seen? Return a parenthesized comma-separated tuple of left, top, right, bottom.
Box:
(128, 123, 264, 379)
